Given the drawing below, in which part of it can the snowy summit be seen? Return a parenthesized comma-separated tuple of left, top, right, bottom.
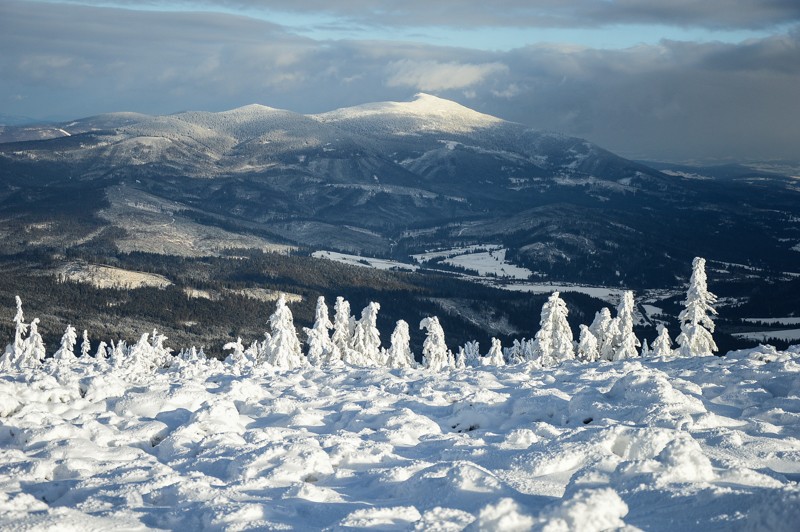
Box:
(314, 93, 506, 134)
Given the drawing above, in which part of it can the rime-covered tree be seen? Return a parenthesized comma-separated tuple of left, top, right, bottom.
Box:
(23, 318, 46, 367)
(245, 340, 261, 363)
(576, 325, 599, 362)
(533, 292, 574, 367)
(94, 341, 109, 367)
(53, 325, 78, 363)
(150, 329, 173, 368)
(109, 340, 126, 368)
(420, 316, 451, 371)
(676, 257, 718, 357)
(332, 297, 357, 364)
(350, 302, 382, 366)
(611, 291, 640, 361)
(461, 340, 481, 367)
(454, 347, 467, 369)
(384, 320, 415, 369)
(484, 337, 505, 366)
(125, 333, 158, 372)
(7, 296, 27, 366)
(80, 330, 91, 360)
(2, 296, 27, 369)
(651, 325, 674, 358)
(224, 337, 247, 367)
(265, 294, 305, 369)
(304, 296, 338, 366)
(640, 339, 650, 358)
(179, 346, 202, 364)
(589, 308, 615, 361)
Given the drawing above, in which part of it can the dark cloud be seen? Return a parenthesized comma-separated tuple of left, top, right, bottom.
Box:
(1, 1, 799, 162)
(54, 0, 800, 30)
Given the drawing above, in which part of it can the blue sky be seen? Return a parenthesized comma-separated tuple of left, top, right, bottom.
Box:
(2, 0, 799, 162)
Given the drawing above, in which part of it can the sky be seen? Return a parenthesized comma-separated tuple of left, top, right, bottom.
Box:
(1, 0, 799, 163)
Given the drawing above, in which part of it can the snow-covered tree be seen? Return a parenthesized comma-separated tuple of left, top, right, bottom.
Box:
(533, 292, 574, 367)
(350, 302, 382, 366)
(12, 296, 26, 352)
(461, 340, 481, 367)
(108, 340, 126, 368)
(651, 325, 674, 358)
(94, 341, 109, 367)
(9, 296, 27, 365)
(179, 346, 203, 364)
(454, 347, 467, 369)
(126, 333, 156, 372)
(150, 329, 173, 368)
(2, 296, 27, 369)
(245, 340, 260, 363)
(676, 257, 718, 357)
(611, 291, 640, 361)
(80, 330, 91, 360)
(576, 325, 599, 362)
(384, 320, 415, 369)
(265, 294, 305, 369)
(224, 337, 247, 366)
(589, 308, 615, 361)
(484, 337, 505, 366)
(420, 316, 451, 371)
(23, 318, 46, 367)
(640, 338, 650, 358)
(53, 325, 78, 363)
(304, 296, 338, 366)
(332, 297, 357, 364)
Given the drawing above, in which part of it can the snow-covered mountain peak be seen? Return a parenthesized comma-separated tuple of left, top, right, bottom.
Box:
(313, 93, 505, 134)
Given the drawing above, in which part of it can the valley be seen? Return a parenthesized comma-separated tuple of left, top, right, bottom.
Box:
(1, 94, 798, 356)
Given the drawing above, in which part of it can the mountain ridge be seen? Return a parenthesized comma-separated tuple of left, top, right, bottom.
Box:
(1, 94, 799, 291)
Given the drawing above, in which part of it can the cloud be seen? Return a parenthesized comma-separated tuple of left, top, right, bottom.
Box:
(1, 1, 799, 162)
(48, 0, 800, 30)
(385, 60, 507, 91)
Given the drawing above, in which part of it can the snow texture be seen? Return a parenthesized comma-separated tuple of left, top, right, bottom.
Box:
(1, 345, 800, 530)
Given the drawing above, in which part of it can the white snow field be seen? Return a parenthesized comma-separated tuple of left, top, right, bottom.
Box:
(2, 346, 800, 531)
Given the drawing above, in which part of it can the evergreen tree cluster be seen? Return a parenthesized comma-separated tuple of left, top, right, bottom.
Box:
(1, 258, 721, 373)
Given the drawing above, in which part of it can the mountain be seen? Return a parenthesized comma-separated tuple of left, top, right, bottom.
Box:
(1, 93, 799, 293)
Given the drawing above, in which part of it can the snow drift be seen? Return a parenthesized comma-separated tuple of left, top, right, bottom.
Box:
(1, 345, 799, 530)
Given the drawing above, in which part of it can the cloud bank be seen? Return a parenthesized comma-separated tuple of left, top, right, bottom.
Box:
(1, 1, 799, 162)
(50, 0, 800, 30)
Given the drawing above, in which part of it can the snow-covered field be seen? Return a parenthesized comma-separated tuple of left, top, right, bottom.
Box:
(311, 251, 418, 272)
(442, 249, 533, 280)
(2, 346, 800, 530)
(734, 329, 800, 342)
(412, 246, 532, 280)
(743, 318, 800, 326)
(499, 282, 622, 305)
(58, 263, 172, 290)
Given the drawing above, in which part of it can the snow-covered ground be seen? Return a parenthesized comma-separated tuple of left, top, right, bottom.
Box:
(2, 346, 800, 530)
(412, 245, 504, 264)
(58, 263, 172, 290)
(412, 245, 533, 280)
(499, 282, 623, 305)
(441, 249, 533, 280)
(312, 251, 419, 272)
(734, 329, 800, 342)
(743, 317, 800, 326)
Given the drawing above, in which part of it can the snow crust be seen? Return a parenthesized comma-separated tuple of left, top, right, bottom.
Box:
(2, 346, 800, 530)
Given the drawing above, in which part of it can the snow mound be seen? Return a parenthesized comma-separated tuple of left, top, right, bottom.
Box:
(532, 488, 630, 532)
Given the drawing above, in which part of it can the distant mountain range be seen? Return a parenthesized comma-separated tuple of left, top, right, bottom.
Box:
(1, 93, 799, 289)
